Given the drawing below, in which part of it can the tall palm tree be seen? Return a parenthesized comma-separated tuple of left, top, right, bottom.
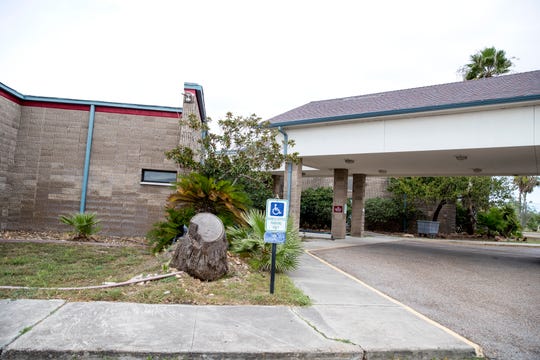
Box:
(513, 176, 539, 225)
(462, 47, 513, 80)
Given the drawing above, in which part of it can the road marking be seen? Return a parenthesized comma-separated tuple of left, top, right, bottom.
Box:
(305, 249, 485, 358)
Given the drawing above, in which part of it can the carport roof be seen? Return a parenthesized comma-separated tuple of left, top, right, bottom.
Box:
(268, 70, 540, 127)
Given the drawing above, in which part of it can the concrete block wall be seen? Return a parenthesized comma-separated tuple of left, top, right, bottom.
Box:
(416, 203, 456, 234)
(0, 94, 197, 236)
(85, 111, 182, 235)
(302, 176, 333, 189)
(302, 176, 390, 199)
(364, 177, 390, 199)
(0, 94, 21, 230)
(6, 106, 88, 231)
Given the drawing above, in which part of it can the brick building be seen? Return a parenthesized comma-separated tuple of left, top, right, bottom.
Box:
(0, 82, 205, 236)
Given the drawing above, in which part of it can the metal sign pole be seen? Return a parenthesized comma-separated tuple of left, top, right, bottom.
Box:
(270, 243, 277, 294)
(264, 198, 288, 295)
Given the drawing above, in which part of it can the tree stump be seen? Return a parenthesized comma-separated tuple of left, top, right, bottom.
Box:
(170, 213, 228, 281)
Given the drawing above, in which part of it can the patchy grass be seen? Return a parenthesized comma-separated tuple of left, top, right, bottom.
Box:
(0, 242, 310, 306)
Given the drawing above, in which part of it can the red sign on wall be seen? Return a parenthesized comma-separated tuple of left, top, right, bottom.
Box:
(333, 205, 343, 213)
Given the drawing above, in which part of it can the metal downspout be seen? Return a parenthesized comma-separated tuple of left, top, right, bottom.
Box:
(278, 127, 292, 211)
(80, 104, 95, 213)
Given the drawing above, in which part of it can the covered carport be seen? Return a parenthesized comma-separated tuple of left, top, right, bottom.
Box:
(268, 70, 540, 239)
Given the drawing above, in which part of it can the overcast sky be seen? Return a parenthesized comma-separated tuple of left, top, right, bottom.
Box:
(1, 0, 540, 206)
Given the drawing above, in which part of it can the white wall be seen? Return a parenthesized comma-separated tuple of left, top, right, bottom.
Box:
(286, 105, 538, 157)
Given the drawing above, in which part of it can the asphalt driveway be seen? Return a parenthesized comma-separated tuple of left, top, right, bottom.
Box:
(312, 238, 540, 360)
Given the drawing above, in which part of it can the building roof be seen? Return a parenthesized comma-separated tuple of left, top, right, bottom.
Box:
(0, 81, 183, 116)
(268, 70, 540, 127)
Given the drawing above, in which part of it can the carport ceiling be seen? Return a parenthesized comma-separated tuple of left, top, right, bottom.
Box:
(299, 145, 540, 177)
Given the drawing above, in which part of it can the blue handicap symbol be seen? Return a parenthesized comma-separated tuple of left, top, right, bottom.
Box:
(270, 202, 285, 217)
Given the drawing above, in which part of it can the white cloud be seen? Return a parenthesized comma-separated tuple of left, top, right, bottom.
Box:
(1, 0, 538, 120)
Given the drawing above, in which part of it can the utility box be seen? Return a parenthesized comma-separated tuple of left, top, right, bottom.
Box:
(417, 220, 440, 237)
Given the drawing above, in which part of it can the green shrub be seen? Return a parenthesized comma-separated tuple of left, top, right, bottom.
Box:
(147, 207, 196, 254)
(300, 187, 333, 230)
(364, 197, 421, 233)
(455, 203, 471, 233)
(365, 198, 400, 231)
(477, 204, 522, 238)
(59, 212, 101, 240)
(228, 209, 303, 273)
(526, 212, 540, 231)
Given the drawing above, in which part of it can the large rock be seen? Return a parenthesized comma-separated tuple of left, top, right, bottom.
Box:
(170, 213, 228, 281)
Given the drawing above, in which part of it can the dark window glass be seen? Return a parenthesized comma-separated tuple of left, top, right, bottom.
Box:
(141, 169, 177, 184)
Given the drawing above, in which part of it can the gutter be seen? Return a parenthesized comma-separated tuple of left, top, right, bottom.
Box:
(0, 81, 182, 113)
(278, 127, 292, 211)
(80, 105, 95, 213)
(269, 94, 540, 128)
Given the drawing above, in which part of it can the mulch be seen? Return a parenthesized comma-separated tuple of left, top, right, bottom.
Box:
(0, 230, 148, 247)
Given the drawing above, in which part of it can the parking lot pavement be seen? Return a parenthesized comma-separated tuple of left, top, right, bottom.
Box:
(310, 235, 540, 360)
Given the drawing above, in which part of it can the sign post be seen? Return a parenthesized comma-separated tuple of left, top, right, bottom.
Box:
(264, 199, 288, 294)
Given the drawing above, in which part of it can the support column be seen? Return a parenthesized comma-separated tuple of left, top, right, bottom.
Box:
(331, 169, 348, 239)
(283, 159, 302, 231)
(351, 174, 366, 237)
(272, 175, 284, 199)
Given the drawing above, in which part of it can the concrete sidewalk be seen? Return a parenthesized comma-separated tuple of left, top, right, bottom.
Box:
(0, 236, 479, 359)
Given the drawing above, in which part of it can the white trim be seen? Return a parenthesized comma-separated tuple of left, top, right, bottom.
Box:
(140, 182, 174, 187)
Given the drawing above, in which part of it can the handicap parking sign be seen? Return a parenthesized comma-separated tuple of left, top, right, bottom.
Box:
(269, 202, 285, 217)
(264, 231, 286, 244)
(266, 199, 287, 218)
(265, 199, 288, 232)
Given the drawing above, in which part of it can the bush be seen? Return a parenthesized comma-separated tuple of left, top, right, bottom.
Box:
(364, 198, 400, 231)
(59, 212, 101, 240)
(300, 187, 333, 230)
(477, 204, 522, 238)
(228, 209, 303, 273)
(364, 197, 421, 233)
(455, 203, 471, 233)
(525, 211, 540, 231)
(147, 207, 196, 254)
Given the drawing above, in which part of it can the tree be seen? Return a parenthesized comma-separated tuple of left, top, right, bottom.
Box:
(166, 113, 298, 209)
(461, 46, 513, 80)
(513, 176, 539, 226)
(388, 177, 465, 222)
(388, 176, 511, 234)
(458, 177, 511, 234)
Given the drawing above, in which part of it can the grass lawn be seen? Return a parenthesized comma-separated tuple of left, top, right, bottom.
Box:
(0, 242, 310, 306)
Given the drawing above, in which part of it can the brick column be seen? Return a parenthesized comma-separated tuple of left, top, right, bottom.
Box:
(283, 159, 302, 231)
(331, 168, 348, 239)
(272, 175, 284, 199)
(351, 174, 366, 237)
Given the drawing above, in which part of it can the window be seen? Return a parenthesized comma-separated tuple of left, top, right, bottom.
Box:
(141, 169, 177, 186)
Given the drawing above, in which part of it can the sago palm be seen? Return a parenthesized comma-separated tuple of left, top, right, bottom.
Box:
(168, 172, 250, 226)
(59, 212, 101, 240)
(228, 209, 303, 273)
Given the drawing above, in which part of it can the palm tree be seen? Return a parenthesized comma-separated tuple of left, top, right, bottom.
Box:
(228, 209, 303, 272)
(513, 176, 539, 225)
(462, 47, 513, 80)
(168, 173, 251, 226)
